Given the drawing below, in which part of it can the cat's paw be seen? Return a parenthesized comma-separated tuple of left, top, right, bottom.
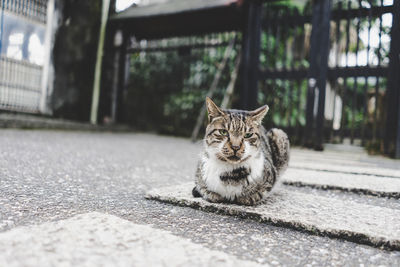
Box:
(234, 197, 257, 206)
(192, 187, 202, 198)
(235, 192, 265, 206)
(203, 191, 225, 203)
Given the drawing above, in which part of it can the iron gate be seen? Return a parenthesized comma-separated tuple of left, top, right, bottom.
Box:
(259, 0, 399, 156)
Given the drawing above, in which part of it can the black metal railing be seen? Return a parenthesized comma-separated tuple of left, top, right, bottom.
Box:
(107, 0, 400, 157)
(259, 0, 399, 156)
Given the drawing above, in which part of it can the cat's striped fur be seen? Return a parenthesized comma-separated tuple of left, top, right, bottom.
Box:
(193, 97, 290, 206)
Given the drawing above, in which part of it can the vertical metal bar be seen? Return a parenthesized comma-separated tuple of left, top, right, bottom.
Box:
(314, 0, 332, 151)
(282, 9, 288, 129)
(273, 10, 280, 70)
(373, 75, 380, 140)
(330, 1, 342, 143)
(264, 8, 271, 65)
(340, 0, 352, 142)
(361, 75, 368, 145)
(350, 7, 361, 145)
(288, 10, 297, 133)
(361, 6, 372, 145)
(373, 0, 383, 142)
(350, 76, 357, 145)
(295, 79, 302, 142)
(296, 10, 306, 143)
(385, 0, 400, 157)
(270, 8, 280, 121)
(276, 11, 282, 125)
(240, 0, 262, 110)
(395, 0, 400, 159)
(304, 0, 322, 147)
(281, 8, 288, 71)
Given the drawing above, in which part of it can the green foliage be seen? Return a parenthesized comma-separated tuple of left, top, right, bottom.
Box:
(124, 44, 236, 136)
(259, 79, 307, 132)
(270, 0, 308, 12)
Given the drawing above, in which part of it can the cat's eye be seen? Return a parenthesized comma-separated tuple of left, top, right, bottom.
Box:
(244, 133, 253, 138)
(219, 129, 229, 136)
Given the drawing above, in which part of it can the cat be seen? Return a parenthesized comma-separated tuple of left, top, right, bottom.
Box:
(192, 97, 290, 206)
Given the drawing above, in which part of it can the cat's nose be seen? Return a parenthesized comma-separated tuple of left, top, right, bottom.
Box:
(231, 145, 241, 151)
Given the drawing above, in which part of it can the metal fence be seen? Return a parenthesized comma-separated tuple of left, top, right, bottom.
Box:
(260, 0, 398, 155)
(0, 0, 49, 113)
(108, 0, 399, 157)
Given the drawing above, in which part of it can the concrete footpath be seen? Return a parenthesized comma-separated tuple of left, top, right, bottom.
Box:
(0, 129, 399, 266)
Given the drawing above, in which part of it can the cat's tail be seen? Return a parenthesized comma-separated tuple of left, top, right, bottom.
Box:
(266, 128, 290, 175)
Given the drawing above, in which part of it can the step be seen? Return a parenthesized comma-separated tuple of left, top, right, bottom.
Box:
(281, 168, 400, 198)
(290, 161, 400, 178)
(146, 183, 400, 250)
(0, 212, 262, 267)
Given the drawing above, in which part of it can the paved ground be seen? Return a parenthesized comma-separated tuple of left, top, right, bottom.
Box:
(0, 129, 400, 266)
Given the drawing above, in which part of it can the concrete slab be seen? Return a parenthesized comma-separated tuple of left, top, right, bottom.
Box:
(0, 212, 263, 267)
(146, 183, 400, 250)
(290, 162, 400, 178)
(281, 169, 400, 198)
(290, 148, 400, 172)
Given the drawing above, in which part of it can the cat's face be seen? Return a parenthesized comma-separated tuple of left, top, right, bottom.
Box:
(204, 97, 269, 164)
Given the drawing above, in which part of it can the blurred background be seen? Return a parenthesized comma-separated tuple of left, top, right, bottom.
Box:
(0, 0, 399, 157)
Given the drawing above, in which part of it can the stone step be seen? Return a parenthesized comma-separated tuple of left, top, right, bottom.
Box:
(0, 212, 262, 267)
(146, 183, 400, 250)
(289, 161, 400, 178)
(281, 169, 400, 198)
(290, 149, 400, 172)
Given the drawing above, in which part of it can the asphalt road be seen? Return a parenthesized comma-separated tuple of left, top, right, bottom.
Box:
(0, 129, 399, 266)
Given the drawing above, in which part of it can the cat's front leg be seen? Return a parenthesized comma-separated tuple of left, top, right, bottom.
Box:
(193, 186, 225, 203)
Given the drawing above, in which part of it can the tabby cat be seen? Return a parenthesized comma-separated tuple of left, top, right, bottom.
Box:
(192, 97, 290, 206)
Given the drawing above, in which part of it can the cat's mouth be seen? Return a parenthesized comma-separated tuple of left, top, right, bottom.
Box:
(217, 153, 250, 163)
(224, 155, 250, 164)
(227, 155, 241, 161)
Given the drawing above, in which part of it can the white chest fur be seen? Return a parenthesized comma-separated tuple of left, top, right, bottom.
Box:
(201, 152, 264, 200)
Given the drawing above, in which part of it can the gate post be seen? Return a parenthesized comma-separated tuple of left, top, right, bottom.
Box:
(240, 0, 262, 110)
(314, 0, 332, 151)
(304, 1, 322, 148)
(304, 0, 332, 150)
(385, 0, 400, 158)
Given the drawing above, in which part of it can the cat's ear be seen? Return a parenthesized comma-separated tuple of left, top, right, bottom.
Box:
(249, 105, 269, 125)
(206, 97, 224, 122)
